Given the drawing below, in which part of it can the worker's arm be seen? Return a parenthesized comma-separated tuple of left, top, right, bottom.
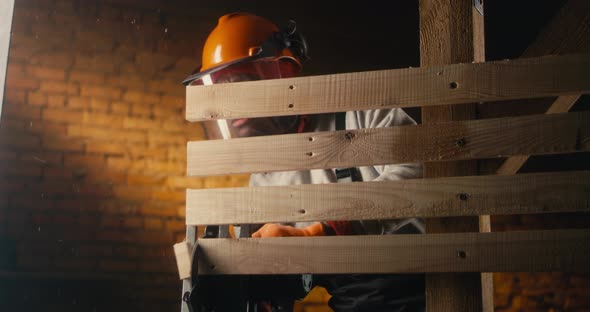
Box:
(252, 222, 324, 237)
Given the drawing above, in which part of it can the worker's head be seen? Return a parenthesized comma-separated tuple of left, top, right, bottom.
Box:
(183, 12, 308, 138)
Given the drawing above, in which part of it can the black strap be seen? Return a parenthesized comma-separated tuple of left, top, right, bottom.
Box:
(335, 112, 346, 131)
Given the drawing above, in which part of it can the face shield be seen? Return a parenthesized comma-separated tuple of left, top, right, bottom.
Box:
(188, 58, 301, 139)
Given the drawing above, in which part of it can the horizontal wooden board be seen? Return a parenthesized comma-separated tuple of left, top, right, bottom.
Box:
(186, 54, 590, 121)
(196, 229, 590, 274)
(186, 171, 590, 225)
(187, 111, 590, 176)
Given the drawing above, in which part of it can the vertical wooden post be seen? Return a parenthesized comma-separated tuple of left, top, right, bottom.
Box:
(419, 0, 493, 311)
(0, 0, 15, 119)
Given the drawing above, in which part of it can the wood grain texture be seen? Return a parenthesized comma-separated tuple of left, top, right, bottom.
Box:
(419, 0, 487, 310)
(196, 229, 590, 274)
(187, 111, 590, 176)
(174, 241, 192, 280)
(186, 170, 590, 225)
(0, 0, 15, 120)
(185, 54, 590, 122)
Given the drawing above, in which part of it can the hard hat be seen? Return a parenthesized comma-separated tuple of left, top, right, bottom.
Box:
(183, 13, 310, 139)
(182, 12, 308, 86)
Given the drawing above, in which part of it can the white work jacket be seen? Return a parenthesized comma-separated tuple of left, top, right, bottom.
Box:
(247, 108, 425, 236)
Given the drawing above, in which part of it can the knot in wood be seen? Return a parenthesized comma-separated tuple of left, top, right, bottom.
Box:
(457, 250, 467, 259)
(344, 132, 356, 142)
(204, 112, 219, 119)
(455, 138, 466, 148)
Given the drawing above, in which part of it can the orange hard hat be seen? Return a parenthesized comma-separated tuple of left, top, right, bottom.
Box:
(183, 12, 308, 85)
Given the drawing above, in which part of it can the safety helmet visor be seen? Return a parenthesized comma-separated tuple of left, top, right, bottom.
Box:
(190, 58, 301, 139)
(187, 56, 299, 85)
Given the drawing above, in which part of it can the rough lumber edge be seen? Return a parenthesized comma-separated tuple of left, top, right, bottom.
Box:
(0, 0, 15, 120)
(174, 241, 192, 280)
(419, 0, 490, 311)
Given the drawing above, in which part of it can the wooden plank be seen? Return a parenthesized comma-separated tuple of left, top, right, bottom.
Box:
(187, 111, 590, 176)
(493, 0, 590, 174)
(185, 54, 590, 121)
(0, 0, 15, 120)
(545, 94, 582, 114)
(174, 241, 192, 280)
(186, 170, 590, 225)
(196, 229, 590, 274)
(419, 0, 488, 310)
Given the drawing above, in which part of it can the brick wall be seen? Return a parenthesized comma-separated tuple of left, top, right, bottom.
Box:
(1, 1, 588, 311)
(491, 211, 590, 312)
(0, 0, 248, 311)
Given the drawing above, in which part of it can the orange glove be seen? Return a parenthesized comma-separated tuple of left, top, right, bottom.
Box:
(251, 222, 324, 238)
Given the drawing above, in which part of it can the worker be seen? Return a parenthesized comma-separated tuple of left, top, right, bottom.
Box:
(184, 12, 425, 311)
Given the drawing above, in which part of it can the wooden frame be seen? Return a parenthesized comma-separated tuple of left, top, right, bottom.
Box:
(179, 2, 590, 311)
(181, 53, 590, 310)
